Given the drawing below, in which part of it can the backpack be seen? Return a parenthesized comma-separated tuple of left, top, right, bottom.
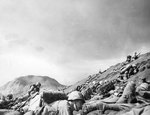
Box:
(41, 91, 68, 104)
(28, 91, 67, 115)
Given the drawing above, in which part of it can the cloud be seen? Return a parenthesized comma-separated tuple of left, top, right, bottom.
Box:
(0, 0, 150, 85)
(60, 0, 150, 59)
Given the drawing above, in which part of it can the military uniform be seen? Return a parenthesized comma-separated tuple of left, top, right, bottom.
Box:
(28, 84, 40, 96)
(136, 83, 149, 92)
(42, 100, 73, 115)
(116, 81, 137, 103)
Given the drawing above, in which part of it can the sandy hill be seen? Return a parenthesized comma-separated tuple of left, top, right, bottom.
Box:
(0, 75, 65, 97)
(65, 52, 150, 93)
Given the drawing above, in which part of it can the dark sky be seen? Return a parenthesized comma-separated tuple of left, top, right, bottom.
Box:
(0, 0, 150, 85)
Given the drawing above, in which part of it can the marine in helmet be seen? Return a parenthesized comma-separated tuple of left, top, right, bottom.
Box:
(99, 81, 103, 85)
(6, 94, 13, 101)
(136, 77, 149, 93)
(68, 91, 85, 110)
(28, 82, 41, 96)
(41, 91, 85, 115)
(126, 55, 132, 63)
(133, 52, 140, 60)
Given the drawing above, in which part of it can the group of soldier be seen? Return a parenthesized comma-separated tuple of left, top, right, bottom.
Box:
(0, 52, 150, 115)
(0, 82, 41, 113)
(0, 76, 149, 115)
(0, 82, 86, 115)
(125, 52, 140, 64)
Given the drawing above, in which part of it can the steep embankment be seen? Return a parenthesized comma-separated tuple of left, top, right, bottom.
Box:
(0, 75, 65, 97)
(65, 52, 150, 93)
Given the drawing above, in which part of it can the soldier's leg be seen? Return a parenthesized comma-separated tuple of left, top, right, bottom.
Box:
(103, 103, 133, 111)
(121, 107, 144, 115)
(117, 81, 136, 103)
(82, 101, 104, 114)
(82, 102, 133, 114)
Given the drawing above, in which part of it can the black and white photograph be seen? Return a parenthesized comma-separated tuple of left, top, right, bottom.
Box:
(0, 0, 150, 115)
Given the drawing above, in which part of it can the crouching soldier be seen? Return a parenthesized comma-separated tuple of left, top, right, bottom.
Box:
(28, 82, 41, 96)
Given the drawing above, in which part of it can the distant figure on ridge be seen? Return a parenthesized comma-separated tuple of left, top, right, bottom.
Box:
(132, 52, 140, 60)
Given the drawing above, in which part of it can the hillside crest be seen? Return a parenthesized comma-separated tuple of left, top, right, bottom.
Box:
(0, 75, 65, 97)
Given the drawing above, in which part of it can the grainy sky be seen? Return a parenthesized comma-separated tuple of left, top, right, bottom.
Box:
(0, 0, 150, 86)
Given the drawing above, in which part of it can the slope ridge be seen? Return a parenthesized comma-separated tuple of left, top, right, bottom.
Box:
(0, 75, 65, 97)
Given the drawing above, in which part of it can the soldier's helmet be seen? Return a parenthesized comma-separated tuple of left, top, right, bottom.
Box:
(68, 91, 85, 103)
(104, 80, 108, 84)
(99, 81, 103, 85)
(132, 64, 136, 67)
(36, 82, 41, 87)
(7, 94, 13, 99)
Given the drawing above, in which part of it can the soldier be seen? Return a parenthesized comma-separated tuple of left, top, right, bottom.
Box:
(81, 87, 92, 100)
(132, 52, 140, 60)
(136, 77, 150, 99)
(6, 94, 14, 102)
(126, 55, 132, 63)
(80, 80, 138, 114)
(76, 85, 81, 92)
(80, 100, 133, 115)
(117, 75, 124, 82)
(18, 82, 41, 102)
(39, 91, 85, 115)
(116, 80, 137, 103)
(136, 77, 149, 92)
(0, 94, 16, 109)
(28, 82, 41, 96)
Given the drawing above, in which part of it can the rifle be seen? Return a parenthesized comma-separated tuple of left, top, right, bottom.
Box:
(15, 92, 39, 111)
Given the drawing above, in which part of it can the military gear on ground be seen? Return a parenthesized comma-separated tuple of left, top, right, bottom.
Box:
(96, 80, 115, 96)
(81, 87, 92, 100)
